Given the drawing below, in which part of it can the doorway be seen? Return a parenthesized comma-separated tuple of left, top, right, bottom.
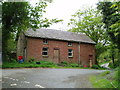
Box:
(53, 49, 60, 63)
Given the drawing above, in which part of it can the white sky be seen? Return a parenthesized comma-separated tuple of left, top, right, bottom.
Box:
(30, 0, 99, 31)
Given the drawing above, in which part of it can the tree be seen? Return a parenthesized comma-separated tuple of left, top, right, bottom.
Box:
(97, 1, 120, 65)
(2, 1, 62, 61)
(97, 1, 120, 48)
(68, 8, 108, 64)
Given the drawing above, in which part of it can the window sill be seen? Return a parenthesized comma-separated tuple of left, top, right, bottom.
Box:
(68, 45, 72, 47)
(42, 55, 49, 58)
(43, 43, 48, 45)
(68, 56, 73, 58)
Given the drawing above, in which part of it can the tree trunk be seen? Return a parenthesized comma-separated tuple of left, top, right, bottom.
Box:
(111, 52, 115, 68)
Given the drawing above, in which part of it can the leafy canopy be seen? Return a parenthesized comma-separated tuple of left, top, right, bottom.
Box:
(2, 1, 62, 61)
(68, 8, 109, 62)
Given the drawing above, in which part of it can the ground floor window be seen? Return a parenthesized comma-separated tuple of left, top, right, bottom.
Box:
(42, 47, 48, 56)
(68, 49, 73, 57)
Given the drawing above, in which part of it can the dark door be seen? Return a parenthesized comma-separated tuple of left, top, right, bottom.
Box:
(53, 49, 60, 63)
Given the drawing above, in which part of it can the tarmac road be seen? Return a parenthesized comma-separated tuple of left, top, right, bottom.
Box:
(1, 68, 106, 88)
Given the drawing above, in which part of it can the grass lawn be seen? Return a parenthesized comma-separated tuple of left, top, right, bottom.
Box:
(2, 60, 107, 70)
(2, 60, 102, 69)
(89, 69, 118, 88)
(2, 61, 58, 68)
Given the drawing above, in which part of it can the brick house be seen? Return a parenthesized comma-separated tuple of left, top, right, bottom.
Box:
(17, 28, 96, 66)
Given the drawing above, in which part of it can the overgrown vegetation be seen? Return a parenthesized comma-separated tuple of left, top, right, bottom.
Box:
(2, 60, 57, 68)
(2, 60, 104, 69)
(97, 1, 120, 69)
(68, 1, 120, 67)
(2, 1, 62, 62)
(89, 70, 118, 88)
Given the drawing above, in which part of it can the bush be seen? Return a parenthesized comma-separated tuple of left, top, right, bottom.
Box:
(40, 61, 56, 65)
(61, 61, 68, 65)
(28, 58, 35, 63)
(57, 61, 68, 66)
(108, 61, 119, 68)
(69, 63, 79, 67)
(11, 59, 17, 63)
(36, 62, 41, 64)
(91, 64, 100, 69)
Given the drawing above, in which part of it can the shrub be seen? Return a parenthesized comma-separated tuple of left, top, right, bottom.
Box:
(11, 59, 17, 63)
(36, 62, 41, 64)
(29, 58, 35, 63)
(91, 64, 100, 69)
(40, 61, 56, 65)
(61, 61, 68, 65)
(69, 63, 79, 67)
(58, 61, 68, 66)
(108, 61, 119, 68)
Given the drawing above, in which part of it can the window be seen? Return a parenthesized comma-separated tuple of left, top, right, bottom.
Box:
(68, 49, 73, 57)
(68, 42, 72, 46)
(43, 39, 48, 44)
(42, 47, 48, 56)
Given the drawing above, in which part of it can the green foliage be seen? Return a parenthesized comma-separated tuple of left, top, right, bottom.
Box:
(91, 64, 105, 69)
(11, 58, 17, 63)
(39, 60, 56, 65)
(2, 1, 62, 62)
(90, 76, 113, 88)
(58, 61, 68, 66)
(101, 71, 110, 76)
(61, 61, 68, 65)
(109, 60, 119, 69)
(68, 8, 109, 64)
(68, 63, 79, 67)
(2, 60, 57, 68)
(28, 57, 35, 63)
(98, 44, 119, 67)
(2, 60, 86, 69)
(89, 70, 118, 88)
(2, 2, 29, 61)
(91, 64, 100, 69)
(97, 1, 120, 65)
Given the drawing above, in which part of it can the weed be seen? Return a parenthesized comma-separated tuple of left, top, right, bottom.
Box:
(89, 70, 118, 88)
(101, 71, 110, 76)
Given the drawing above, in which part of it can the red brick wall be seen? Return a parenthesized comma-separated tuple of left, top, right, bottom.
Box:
(26, 37, 95, 65)
(80, 43, 95, 66)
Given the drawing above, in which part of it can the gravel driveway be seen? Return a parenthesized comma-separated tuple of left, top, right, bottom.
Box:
(1, 68, 106, 88)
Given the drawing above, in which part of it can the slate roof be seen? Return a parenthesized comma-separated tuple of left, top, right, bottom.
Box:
(25, 28, 96, 44)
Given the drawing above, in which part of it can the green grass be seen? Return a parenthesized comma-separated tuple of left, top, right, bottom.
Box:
(2, 61, 58, 68)
(2, 61, 94, 69)
(89, 70, 118, 88)
(90, 76, 113, 88)
(101, 71, 110, 76)
(2, 60, 107, 70)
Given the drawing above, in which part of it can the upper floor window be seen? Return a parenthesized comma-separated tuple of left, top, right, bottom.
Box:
(68, 42, 72, 46)
(68, 49, 73, 57)
(42, 47, 48, 56)
(43, 39, 48, 44)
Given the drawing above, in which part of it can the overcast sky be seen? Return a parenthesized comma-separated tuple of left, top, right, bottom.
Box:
(30, 0, 99, 31)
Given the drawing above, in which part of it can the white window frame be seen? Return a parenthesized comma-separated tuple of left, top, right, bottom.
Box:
(68, 42, 72, 46)
(68, 49, 73, 57)
(43, 39, 48, 44)
(42, 47, 48, 56)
